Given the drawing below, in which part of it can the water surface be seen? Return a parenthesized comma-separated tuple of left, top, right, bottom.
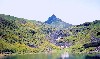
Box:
(1, 52, 100, 59)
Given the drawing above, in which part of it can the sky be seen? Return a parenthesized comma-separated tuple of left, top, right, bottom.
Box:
(0, 0, 100, 25)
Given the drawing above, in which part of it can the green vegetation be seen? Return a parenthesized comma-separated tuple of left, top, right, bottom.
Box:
(65, 20, 100, 53)
(0, 14, 100, 54)
(0, 14, 60, 54)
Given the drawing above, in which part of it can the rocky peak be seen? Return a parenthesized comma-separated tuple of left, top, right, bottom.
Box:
(44, 14, 72, 29)
(45, 14, 61, 24)
(51, 14, 56, 18)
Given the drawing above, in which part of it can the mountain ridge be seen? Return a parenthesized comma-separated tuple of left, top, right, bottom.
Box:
(0, 14, 100, 54)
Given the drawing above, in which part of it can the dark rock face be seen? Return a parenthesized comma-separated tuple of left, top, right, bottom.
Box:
(83, 35, 100, 51)
(91, 36, 100, 43)
(95, 46, 100, 52)
(48, 30, 71, 47)
(50, 30, 70, 40)
(83, 41, 100, 48)
(97, 32, 100, 36)
(45, 14, 72, 29)
(84, 35, 100, 49)
(56, 41, 72, 47)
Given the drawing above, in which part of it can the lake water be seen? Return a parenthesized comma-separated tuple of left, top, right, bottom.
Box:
(1, 52, 100, 59)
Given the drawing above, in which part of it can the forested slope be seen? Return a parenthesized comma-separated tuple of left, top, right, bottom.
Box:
(0, 14, 60, 54)
(0, 14, 100, 54)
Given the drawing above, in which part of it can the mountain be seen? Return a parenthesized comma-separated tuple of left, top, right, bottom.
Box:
(66, 20, 100, 53)
(0, 14, 100, 54)
(0, 14, 60, 54)
(45, 14, 72, 29)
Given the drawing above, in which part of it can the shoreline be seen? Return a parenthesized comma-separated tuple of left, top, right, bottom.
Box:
(0, 50, 100, 58)
(0, 50, 63, 57)
(0, 54, 4, 57)
(0, 54, 8, 58)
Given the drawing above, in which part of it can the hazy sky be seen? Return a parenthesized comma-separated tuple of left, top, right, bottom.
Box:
(0, 0, 100, 25)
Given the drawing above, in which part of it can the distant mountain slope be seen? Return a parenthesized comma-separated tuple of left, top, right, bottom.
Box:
(45, 14, 72, 29)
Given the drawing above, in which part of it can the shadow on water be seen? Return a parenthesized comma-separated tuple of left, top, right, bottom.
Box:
(85, 55, 100, 59)
(58, 52, 100, 59)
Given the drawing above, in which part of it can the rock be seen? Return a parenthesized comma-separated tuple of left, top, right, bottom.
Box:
(45, 14, 72, 29)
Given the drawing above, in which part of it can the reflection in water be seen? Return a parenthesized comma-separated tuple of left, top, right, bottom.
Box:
(60, 52, 69, 59)
(1, 53, 100, 59)
(85, 55, 100, 59)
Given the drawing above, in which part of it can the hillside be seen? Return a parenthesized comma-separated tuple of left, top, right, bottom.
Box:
(66, 20, 100, 53)
(0, 14, 60, 54)
(0, 14, 100, 54)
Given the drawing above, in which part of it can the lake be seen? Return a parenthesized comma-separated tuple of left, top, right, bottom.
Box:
(1, 52, 100, 59)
